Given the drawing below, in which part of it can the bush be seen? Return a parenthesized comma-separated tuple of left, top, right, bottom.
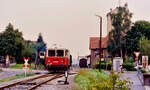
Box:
(74, 70, 132, 90)
(96, 61, 112, 70)
(140, 68, 147, 73)
(125, 57, 135, 63)
(123, 57, 136, 71)
(74, 69, 109, 89)
(123, 63, 136, 71)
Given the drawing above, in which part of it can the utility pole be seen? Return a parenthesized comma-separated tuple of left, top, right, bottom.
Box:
(95, 15, 102, 72)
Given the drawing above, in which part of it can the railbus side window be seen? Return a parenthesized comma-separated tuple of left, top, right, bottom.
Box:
(65, 50, 69, 57)
(48, 50, 55, 57)
(40, 52, 44, 56)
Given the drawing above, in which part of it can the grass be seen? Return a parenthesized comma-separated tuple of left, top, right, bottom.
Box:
(127, 70, 137, 72)
(10, 64, 23, 69)
(74, 69, 109, 90)
(0, 73, 35, 83)
(10, 63, 45, 70)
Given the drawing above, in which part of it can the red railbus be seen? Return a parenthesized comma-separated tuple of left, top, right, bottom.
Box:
(45, 48, 72, 71)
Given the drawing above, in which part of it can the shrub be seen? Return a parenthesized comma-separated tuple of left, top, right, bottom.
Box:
(74, 69, 109, 89)
(96, 61, 112, 70)
(140, 68, 147, 73)
(125, 57, 135, 63)
(74, 70, 132, 90)
(123, 57, 136, 71)
(123, 63, 136, 71)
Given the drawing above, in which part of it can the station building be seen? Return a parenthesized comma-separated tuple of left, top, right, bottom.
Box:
(89, 8, 119, 67)
(89, 36, 110, 67)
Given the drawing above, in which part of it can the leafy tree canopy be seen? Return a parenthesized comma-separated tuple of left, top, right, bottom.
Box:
(125, 20, 150, 56)
(139, 36, 150, 56)
(37, 33, 44, 43)
(36, 33, 46, 52)
(0, 23, 24, 57)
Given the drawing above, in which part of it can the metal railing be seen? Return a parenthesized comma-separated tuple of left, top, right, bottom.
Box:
(137, 67, 144, 85)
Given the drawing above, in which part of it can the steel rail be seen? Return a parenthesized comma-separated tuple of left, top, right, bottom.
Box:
(28, 74, 64, 90)
(0, 72, 77, 90)
(0, 73, 52, 89)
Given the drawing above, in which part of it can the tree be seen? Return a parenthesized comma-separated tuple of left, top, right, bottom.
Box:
(125, 20, 150, 56)
(107, 3, 132, 57)
(37, 33, 44, 42)
(139, 36, 150, 56)
(0, 23, 24, 65)
(35, 33, 46, 68)
(36, 33, 46, 52)
(21, 40, 36, 64)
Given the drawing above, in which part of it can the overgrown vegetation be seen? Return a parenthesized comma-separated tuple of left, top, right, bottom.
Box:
(123, 57, 136, 71)
(74, 70, 132, 90)
(140, 68, 147, 73)
(0, 73, 35, 83)
(96, 60, 112, 70)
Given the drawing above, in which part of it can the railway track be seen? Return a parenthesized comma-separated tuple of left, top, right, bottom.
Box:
(28, 74, 64, 90)
(0, 72, 77, 90)
(0, 73, 58, 90)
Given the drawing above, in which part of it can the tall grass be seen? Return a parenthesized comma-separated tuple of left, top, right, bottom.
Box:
(74, 70, 132, 90)
(74, 70, 109, 90)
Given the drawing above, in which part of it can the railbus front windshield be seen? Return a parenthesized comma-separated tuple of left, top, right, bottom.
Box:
(48, 50, 55, 57)
(56, 50, 64, 57)
(47, 49, 69, 57)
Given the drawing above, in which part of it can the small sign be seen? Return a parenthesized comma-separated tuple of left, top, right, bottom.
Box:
(134, 52, 140, 58)
(142, 56, 148, 70)
(23, 57, 30, 77)
(23, 57, 30, 68)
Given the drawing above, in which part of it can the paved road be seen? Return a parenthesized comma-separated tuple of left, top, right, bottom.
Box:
(121, 72, 145, 90)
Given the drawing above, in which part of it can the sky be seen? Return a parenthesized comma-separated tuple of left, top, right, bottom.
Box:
(0, 0, 150, 59)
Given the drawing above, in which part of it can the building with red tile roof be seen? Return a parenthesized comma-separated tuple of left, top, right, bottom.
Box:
(89, 35, 110, 67)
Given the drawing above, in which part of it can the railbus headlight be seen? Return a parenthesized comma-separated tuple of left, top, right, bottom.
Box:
(62, 59, 64, 63)
(48, 59, 51, 62)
